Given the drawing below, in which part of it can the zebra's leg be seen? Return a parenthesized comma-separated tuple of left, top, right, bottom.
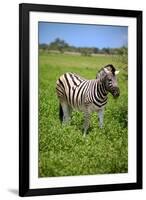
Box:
(83, 109, 90, 137)
(69, 106, 72, 119)
(98, 108, 104, 128)
(60, 101, 70, 123)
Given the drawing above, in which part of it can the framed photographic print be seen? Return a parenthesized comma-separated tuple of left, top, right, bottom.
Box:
(19, 3, 143, 197)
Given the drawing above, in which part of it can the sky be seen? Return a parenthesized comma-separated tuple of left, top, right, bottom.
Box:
(39, 22, 128, 49)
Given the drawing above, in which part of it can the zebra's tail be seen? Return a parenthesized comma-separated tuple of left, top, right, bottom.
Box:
(59, 103, 63, 122)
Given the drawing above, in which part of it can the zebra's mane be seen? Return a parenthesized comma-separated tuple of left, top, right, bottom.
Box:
(105, 64, 116, 75)
(96, 64, 116, 79)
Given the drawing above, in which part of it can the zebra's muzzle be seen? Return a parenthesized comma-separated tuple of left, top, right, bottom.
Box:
(112, 87, 120, 98)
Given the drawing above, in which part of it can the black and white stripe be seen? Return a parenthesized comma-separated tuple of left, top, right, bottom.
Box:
(56, 64, 120, 136)
(56, 73, 108, 109)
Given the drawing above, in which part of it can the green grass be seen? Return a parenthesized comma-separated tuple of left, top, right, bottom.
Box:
(39, 53, 128, 177)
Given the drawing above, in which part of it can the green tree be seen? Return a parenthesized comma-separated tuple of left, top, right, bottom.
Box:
(102, 47, 111, 55)
(49, 38, 69, 53)
(117, 46, 128, 66)
(39, 43, 48, 51)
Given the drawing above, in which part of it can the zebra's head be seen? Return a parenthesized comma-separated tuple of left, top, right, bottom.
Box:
(97, 64, 120, 98)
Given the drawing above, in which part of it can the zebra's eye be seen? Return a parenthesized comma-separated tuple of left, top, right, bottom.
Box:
(109, 79, 112, 82)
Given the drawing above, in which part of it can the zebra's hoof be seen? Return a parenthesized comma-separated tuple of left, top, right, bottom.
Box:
(82, 128, 89, 136)
(83, 132, 86, 137)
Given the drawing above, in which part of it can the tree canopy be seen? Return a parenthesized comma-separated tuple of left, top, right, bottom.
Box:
(39, 38, 127, 56)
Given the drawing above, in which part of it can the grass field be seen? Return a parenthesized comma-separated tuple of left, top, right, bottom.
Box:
(38, 52, 128, 177)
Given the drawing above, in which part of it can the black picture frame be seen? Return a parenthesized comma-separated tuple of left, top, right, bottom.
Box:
(19, 3, 143, 197)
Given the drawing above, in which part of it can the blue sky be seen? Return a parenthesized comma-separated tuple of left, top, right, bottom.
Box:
(39, 22, 128, 48)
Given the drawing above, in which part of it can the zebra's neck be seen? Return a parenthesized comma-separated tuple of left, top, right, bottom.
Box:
(89, 80, 108, 108)
(95, 79, 108, 98)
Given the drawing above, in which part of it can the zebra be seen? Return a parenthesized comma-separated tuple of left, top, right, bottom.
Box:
(56, 64, 120, 136)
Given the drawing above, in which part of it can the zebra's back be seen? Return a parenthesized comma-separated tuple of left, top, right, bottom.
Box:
(56, 72, 108, 111)
(56, 72, 88, 108)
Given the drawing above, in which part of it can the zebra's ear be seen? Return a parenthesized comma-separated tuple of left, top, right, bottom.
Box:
(115, 70, 120, 75)
(103, 68, 110, 74)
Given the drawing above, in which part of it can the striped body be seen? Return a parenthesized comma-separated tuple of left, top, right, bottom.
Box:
(56, 64, 120, 136)
(56, 72, 108, 112)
